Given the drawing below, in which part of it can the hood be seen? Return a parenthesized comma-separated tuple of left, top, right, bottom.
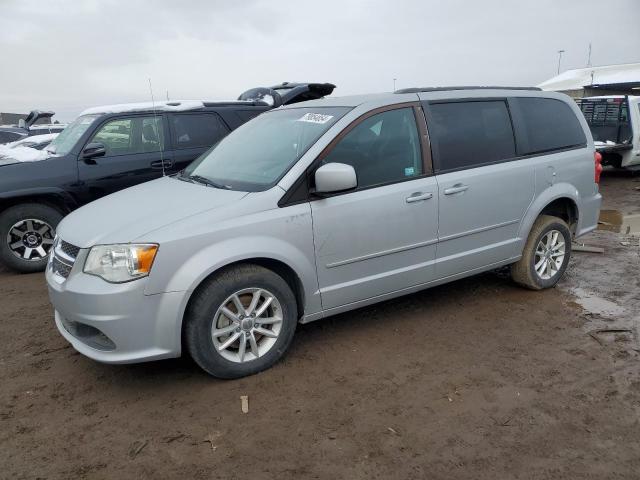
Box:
(0, 144, 51, 165)
(23, 110, 55, 128)
(237, 82, 336, 107)
(57, 176, 249, 248)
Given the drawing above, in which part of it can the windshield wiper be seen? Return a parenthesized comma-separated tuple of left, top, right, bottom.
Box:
(188, 174, 231, 190)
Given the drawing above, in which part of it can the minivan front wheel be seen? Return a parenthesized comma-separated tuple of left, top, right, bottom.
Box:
(511, 215, 572, 290)
(184, 264, 297, 378)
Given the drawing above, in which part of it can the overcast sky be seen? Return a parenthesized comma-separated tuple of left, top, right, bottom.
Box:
(1, 0, 638, 121)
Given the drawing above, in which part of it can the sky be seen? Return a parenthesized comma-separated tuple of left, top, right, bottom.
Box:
(1, 0, 639, 122)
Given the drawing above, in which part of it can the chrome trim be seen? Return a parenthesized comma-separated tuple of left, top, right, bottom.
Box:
(326, 238, 438, 269)
(438, 219, 519, 242)
(54, 243, 76, 264)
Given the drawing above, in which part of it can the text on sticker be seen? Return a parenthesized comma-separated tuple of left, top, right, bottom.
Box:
(298, 113, 334, 124)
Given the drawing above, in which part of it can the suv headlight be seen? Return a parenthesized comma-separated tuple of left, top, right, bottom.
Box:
(84, 244, 158, 283)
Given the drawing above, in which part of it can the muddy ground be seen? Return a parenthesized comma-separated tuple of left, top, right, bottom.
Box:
(1, 173, 639, 479)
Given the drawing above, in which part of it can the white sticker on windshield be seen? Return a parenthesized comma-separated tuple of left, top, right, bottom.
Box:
(298, 113, 334, 124)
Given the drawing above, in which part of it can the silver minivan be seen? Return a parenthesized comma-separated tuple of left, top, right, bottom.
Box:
(47, 87, 602, 378)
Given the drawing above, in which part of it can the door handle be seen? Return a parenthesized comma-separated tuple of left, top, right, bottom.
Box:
(150, 159, 173, 170)
(443, 183, 469, 195)
(405, 192, 433, 203)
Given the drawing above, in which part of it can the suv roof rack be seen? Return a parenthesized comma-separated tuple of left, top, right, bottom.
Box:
(396, 86, 542, 93)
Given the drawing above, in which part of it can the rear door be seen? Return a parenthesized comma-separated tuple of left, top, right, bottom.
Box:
(422, 98, 534, 278)
(167, 112, 231, 172)
(310, 104, 439, 310)
(77, 114, 169, 199)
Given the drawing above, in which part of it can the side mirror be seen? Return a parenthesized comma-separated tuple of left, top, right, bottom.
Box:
(314, 163, 357, 194)
(82, 142, 106, 159)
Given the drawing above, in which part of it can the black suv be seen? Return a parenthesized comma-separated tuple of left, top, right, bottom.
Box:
(0, 82, 335, 272)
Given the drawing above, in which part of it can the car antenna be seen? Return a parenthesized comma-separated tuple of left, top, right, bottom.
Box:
(148, 78, 166, 177)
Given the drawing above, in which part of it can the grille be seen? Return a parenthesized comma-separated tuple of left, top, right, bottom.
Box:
(59, 240, 80, 259)
(51, 239, 80, 279)
(52, 256, 72, 278)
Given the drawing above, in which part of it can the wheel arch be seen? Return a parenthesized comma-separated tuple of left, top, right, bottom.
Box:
(179, 256, 307, 351)
(518, 183, 581, 251)
(0, 191, 77, 217)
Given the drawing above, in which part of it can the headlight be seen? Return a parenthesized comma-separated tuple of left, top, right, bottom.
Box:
(84, 244, 158, 283)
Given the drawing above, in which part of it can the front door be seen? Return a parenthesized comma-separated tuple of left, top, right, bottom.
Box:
(310, 105, 439, 310)
(77, 114, 170, 201)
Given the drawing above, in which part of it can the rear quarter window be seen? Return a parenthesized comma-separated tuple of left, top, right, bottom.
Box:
(426, 100, 516, 172)
(171, 113, 230, 149)
(512, 97, 586, 155)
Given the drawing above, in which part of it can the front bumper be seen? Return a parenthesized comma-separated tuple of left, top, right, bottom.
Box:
(46, 263, 187, 364)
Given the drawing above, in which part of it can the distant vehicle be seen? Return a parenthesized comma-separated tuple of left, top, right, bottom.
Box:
(576, 95, 640, 169)
(0, 82, 335, 272)
(0, 110, 66, 144)
(47, 87, 602, 378)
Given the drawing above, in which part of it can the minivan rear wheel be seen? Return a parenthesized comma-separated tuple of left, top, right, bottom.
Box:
(511, 215, 572, 290)
(0, 203, 62, 273)
(184, 264, 297, 379)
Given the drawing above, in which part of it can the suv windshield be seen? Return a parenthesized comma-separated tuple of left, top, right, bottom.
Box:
(183, 107, 350, 191)
(47, 114, 99, 155)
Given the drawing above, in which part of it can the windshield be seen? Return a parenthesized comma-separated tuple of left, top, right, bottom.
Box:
(183, 106, 350, 191)
(47, 114, 98, 155)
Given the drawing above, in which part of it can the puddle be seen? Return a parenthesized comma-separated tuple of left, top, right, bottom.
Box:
(570, 287, 626, 317)
(598, 210, 640, 234)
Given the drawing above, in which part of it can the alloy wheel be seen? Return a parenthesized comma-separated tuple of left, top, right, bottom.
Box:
(534, 229, 565, 280)
(211, 288, 283, 363)
(6, 218, 55, 261)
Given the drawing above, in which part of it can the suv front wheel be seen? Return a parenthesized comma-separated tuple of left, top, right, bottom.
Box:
(511, 215, 572, 290)
(0, 203, 62, 273)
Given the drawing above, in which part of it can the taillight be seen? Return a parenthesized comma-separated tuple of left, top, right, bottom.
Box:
(594, 151, 603, 184)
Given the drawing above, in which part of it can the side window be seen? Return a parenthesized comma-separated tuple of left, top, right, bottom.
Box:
(321, 107, 422, 189)
(428, 101, 516, 172)
(515, 97, 586, 154)
(90, 116, 164, 157)
(0, 132, 23, 143)
(171, 113, 229, 149)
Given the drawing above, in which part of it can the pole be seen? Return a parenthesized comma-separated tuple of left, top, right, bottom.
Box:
(557, 50, 565, 75)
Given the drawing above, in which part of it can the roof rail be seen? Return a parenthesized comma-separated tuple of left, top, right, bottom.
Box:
(396, 86, 542, 93)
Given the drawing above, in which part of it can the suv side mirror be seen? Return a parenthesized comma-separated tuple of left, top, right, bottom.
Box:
(82, 142, 106, 159)
(314, 163, 357, 194)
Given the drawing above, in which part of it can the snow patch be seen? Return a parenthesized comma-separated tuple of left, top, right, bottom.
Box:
(80, 100, 205, 116)
(8, 133, 58, 148)
(0, 145, 51, 165)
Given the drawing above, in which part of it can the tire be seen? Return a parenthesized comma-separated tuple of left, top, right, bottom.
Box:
(511, 215, 572, 290)
(0, 203, 63, 273)
(184, 264, 298, 379)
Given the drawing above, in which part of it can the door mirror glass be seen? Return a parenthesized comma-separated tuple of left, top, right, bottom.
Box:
(82, 142, 106, 159)
(314, 162, 357, 193)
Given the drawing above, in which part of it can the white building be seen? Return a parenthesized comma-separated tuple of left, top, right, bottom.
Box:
(538, 62, 640, 98)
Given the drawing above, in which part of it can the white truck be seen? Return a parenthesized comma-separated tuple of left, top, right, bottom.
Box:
(576, 95, 640, 169)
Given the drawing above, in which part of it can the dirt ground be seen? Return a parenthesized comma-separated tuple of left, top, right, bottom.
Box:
(1, 173, 639, 480)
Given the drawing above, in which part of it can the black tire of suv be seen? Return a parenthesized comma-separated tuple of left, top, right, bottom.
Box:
(511, 215, 572, 290)
(0, 203, 63, 273)
(184, 264, 298, 379)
